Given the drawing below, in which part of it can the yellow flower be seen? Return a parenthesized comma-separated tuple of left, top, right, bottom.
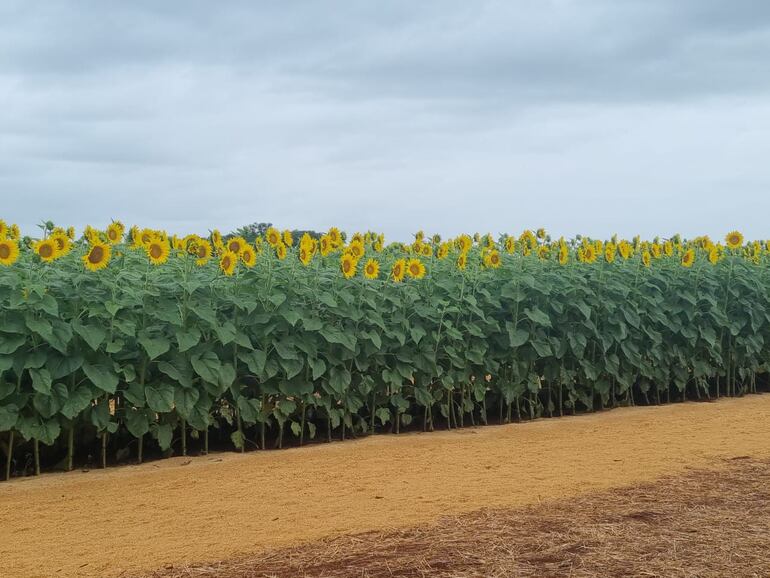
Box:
(283, 230, 293, 247)
(82, 241, 111, 271)
(618, 240, 632, 260)
(520, 230, 537, 250)
(583, 245, 597, 264)
(456, 252, 467, 270)
(663, 241, 674, 257)
(240, 245, 257, 268)
(106, 221, 124, 245)
(84, 226, 102, 244)
(558, 245, 569, 265)
(642, 250, 651, 268)
(340, 253, 356, 279)
(50, 232, 71, 257)
(275, 242, 287, 260)
(211, 229, 222, 246)
(139, 228, 155, 248)
(219, 251, 237, 276)
(420, 244, 432, 258)
(226, 236, 247, 254)
(504, 237, 516, 254)
(0, 220, 7, 238)
(254, 236, 264, 253)
(536, 246, 550, 261)
(406, 258, 426, 279)
(437, 243, 449, 260)
(146, 238, 170, 265)
(195, 239, 213, 266)
(266, 227, 282, 248)
(348, 239, 365, 260)
(392, 258, 407, 282)
(484, 249, 502, 268)
(363, 258, 380, 279)
(9, 224, 20, 240)
(651, 243, 662, 259)
(328, 227, 342, 247)
(299, 245, 313, 266)
(456, 234, 473, 254)
(708, 246, 720, 265)
(0, 238, 20, 266)
(681, 248, 695, 268)
(33, 239, 58, 262)
(604, 242, 616, 264)
(536, 228, 546, 239)
(725, 230, 743, 249)
(319, 234, 333, 257)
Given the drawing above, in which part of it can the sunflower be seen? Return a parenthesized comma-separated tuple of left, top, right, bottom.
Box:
(195, 239, 213, 266)
(9, 224, 20, 240)
(681, 248, 695, 268)
(618, 240, 632, 260)
(50, 232, 71, 257)
(299, 246, 312, 266)
(536, 246, 550, 261)
(328, 227, 342, 247)
(663, 241, 674, 257)
(604, 243, 616, 264)
(84, 226, 102, 244)
(33, 239, 58, 262)
(211, 229, 222, 246)
(484, 249, 502, 268)
(227, 236, 247, 254)
(139, 228, 155, 247)
(82, 241, 111, 271)
(0, 238, 20, 266)
(391, 258, 406, 282)
(219, 251, 237, 276)
(240, 246, 257, 268)
(363, 258, 380, 279)
(651, 243, 662, 259)
(348, 240, 365, 260)
(146, 238, 170, 265)
(283, 230, 294, 247)
(351, 232, 364, 244)
(505, 237, 516, 254)
(583, 245, 597, 264)
(106, 221, 124, 245)
(254, 236, 264, 253)
(558, 245, 569, 265)
(536, 228, 546, 239)
(340, 253, 356, 279)
(275, 242, 287, 260)
(0, 220, 7, 238)
(406, 258, 426, 279)
(319, 235, 332, 256)
(456, 235, 473, 253)
(421, 244, 433, 258)
(642, 251, 651, 268)
(437, 243, 449, 260)
(373, 238, 383, 252)
(708, 246, 720, 265)
(725, 230, 744, 249)
(266, 227, 282, 248)
(65, 226, 74, 240)
(520, 230, 537, 250)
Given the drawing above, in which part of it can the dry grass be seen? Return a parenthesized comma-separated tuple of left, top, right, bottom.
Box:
(146, 457, 770, 578)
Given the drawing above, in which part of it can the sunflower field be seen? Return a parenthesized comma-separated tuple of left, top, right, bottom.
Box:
(0, 220, 767, 478)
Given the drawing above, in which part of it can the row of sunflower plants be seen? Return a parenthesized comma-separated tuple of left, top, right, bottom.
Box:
(0, 220, 768, 478)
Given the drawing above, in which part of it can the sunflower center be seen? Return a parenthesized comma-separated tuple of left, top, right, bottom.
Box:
(223, 256, 231, 269)
(0, 244, 9, 259)
(89, 246, 104, 264)
(198, 246, 207, 258)
(109, 230, 118, 240)
(39, 244, 54, 258)
(150, 244, 163, 259)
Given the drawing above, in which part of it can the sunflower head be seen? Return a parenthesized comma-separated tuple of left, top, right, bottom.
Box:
(437, 243, 449, 260)
(33, 239, 58, 263)
(583, 245, 597, 264)
(219, 250, 238, 276)
(558, 245, 569, 265)
(82, 241, 111, 272)
(328, 227, 342, 247)
(0, 220, 6, 239)
(0, 238, 20, 266)
(618, 240, 632, 260)
(406, 258, 426, 279)
(363, 258, 379, 280)
(340, 253, 356, 279)
(392, 258, 407, 282)
(146, 238, 170, 265)
(681, 248, 695, 268)
(505, 237, 516, 254)
(227, 236, 247, 254)
(642, 251, 651, 268)
(725, 230, 744, 249)
(484, 249, 502, 269)
(265, 227, 281, 248)
(708, 246, 720, 265)
(604, 243, 616, 264)
(275, 241, 287, 260)
(421, 244, 433, 258)
(195, 239, 213, 266)
(663, 241, 674, 257)
(320, 235, 332, 256)
(240, 246, 257, 268)
(211, 229, 222, 246)
(106, 221, 124, 245)
(349, 240, 365, 259)
(282, 230, 293, 247)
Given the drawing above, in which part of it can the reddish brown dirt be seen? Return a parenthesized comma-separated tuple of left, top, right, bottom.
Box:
(2, 395, 770, 577)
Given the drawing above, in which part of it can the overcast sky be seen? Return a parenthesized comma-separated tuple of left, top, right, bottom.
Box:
(2, 1, 770, 241)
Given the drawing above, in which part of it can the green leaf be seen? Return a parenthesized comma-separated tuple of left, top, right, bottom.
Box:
(138, 333, 170, 360)
(30, 367, 52, 394)
(191, 351, 222, 384)
(329, 366, 351, 394)
(83, 363, 119, 394)
(72, 321, 107, 351)
(506, 323, 529, 347)
(174, 387, 200, 419)
(145, 383, 175, 413)
(60, 386, 93, 419)
(176, 327, 201, 352)
(524, 307, 552, 328)
(0, 333, 26, 355)
(0, 403, 19, 431)
(154, 423, 173, 450)
(125, 407, 151, 438)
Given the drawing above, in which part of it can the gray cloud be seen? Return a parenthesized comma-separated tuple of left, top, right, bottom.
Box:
(2, 1, 770, 240)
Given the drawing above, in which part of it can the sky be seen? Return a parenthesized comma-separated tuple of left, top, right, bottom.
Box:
(2, 0, 770, 241)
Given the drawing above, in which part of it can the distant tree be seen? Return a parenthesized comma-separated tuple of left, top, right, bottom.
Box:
(228, 222, 323, 243)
